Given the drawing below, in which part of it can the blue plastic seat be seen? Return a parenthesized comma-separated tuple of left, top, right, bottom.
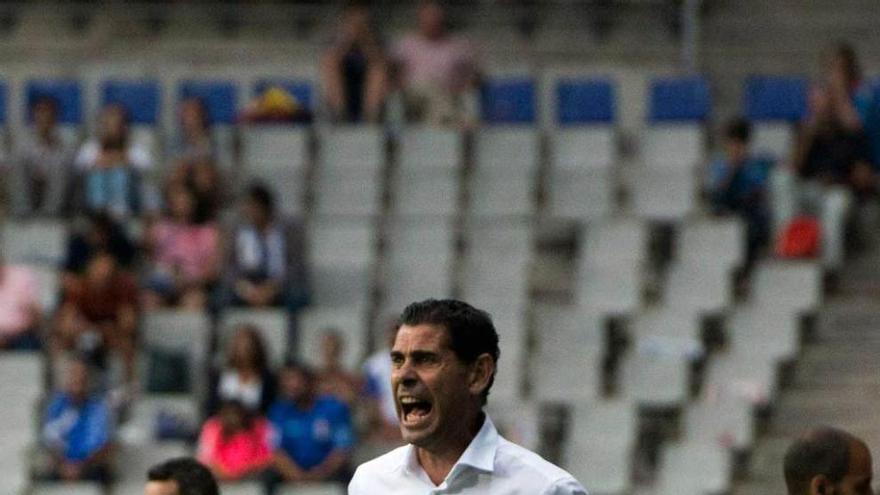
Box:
(178, 80, 239, 124)
(648, 76, 711, 122)
(26, 79, 82, 124)
(556, 78, 615, 125)
(102, 80, 161, 125)
(254, 79, 314, 112)
(481, 77, 536, 124)
(744, 76, 808, 122)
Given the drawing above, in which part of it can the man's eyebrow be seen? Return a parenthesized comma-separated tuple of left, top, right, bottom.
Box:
(389, 349, 440, 358)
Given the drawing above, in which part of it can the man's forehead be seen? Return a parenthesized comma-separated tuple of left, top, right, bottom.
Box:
(392, 323, 450, 351)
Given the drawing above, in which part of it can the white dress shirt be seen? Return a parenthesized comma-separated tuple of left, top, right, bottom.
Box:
(349, 415, 588, 495)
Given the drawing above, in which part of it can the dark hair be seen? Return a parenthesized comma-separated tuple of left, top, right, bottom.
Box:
(783, 426, 858, 494)
(724, 117, 751, 143)
(399, 299, 500, 405)
(246, 183, 275, 217)
(32, 95, 59, 114)
(832, 41, 861, 87)
(226, 325, 269, 373)
(147, 457, 219, 495)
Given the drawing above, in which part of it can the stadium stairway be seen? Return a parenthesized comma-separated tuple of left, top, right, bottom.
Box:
(732, 250, 880, 494)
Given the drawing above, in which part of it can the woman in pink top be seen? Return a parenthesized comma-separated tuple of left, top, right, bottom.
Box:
(197, 400, 273, 481)
(142, 184, 220, 309)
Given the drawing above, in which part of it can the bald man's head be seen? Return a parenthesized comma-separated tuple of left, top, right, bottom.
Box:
(783, 427, 873, 495)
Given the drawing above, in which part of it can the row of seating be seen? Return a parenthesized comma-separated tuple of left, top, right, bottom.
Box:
(0, 75, 813, 128)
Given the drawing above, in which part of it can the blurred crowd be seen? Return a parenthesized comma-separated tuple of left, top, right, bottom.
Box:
(1, 0, 880, 491)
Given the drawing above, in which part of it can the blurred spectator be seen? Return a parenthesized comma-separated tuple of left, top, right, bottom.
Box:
(39, 357, 113, 483)
(75, 104, 153, 172)
(53, 251, 138, 385)
(0, 252, 43, 350)
(207, 325, 277, 416)
(775, 43, 876, 270)
(320, 3, 388, 123)
(170, 97, 215, 165)
(361, 319, 400, 441)
(197, 400, 273, 482)
(707, 118, 771, 267)
(391, 0, 480, 126)
(228, 184, 307, 308)
(167, 157, 227, 223)
(315, 330, 362, 406)
(266, 362, 353, 489)
(9, 96, 75, 217)
(62, 212, 136, 292)
(142, 184, 221, 310)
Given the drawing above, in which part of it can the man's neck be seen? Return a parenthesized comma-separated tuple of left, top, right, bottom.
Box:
(416, 412, 485, 486)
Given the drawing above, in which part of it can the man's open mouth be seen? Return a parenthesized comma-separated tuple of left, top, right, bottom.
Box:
(399, 396, 433, 424)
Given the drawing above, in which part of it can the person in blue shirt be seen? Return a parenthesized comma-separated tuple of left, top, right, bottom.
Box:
(265, 361, 354, 491)
(40, 356, 114, 483)
(707, 117, 771, 268)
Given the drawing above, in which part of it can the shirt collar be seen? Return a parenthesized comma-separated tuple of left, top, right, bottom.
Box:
(400, 413, 499, 477)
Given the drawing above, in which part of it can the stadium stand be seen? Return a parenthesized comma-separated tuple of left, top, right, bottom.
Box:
(2, 2, 879, 494)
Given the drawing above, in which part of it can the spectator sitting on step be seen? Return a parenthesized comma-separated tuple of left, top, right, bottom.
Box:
(320, 2, 388, 123)
(227, 184, 307, 309)
(169, 97, 215, 165)
(315, 329, 362, 406)
(39, 357, 114, 483)
(391, 0, 481, 127)
(141, 183, 221, 310)
(53, 251, 138, 385)
(361, 317, 401, 442)
(706, 117, 771, 268)
(0, 249, 43, 350)
(74, 103, 153, 172)
(196, 400, 274, 482)
(9, 96, 75, 218)
(206, 325, 277, 417)
(62, 212, 136, 294)
(266, 361, 354, 490)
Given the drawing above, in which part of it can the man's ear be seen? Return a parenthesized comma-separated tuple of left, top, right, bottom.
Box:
(810, 474, 831, 495)
(468, 353, 495, 397)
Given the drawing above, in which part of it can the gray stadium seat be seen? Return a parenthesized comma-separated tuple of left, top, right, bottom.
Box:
(631, 309, 703, 358)
(460, 219, 532, 313)
(240, 126, 309, 215)
(620, 350, 689, 408)
(576, 263, 643, 316)
(315, 126, 384, 216)
(655, 441, 732, 495)
(676, 217, 746, 271)
(141, 310, 212, 393)
(533, 309, 604, 403)
(490, 313, 529, 402)
(632, 168, 698, 221)
(685, 392, 755, 451)
(115, 441, 191, 484)
(485, 399, 540, 451)
(219, 482, 266, 495)
(563, 400, 636, 495)
(728, 304, 801, 362)
(641, 124, 704, 170)
(1, 219, 67, 266)
(750, 122, 794, 161)
(548, 127, 616, 220)
(122, 395, 200, 448)
(471, 128, 539, 217)
(663, 264, 733, 314)
(382, 218, 455, 312)
(308, 219, 376, 308)
(582, 219, 648, 266)
(751, 261, 822, 314)
(705, 351, 779, 406)
(30, 265, 60, 312)
(296, 307, 368, 372)
(391, 128, 462, 217)
(218, 309, 289, 367)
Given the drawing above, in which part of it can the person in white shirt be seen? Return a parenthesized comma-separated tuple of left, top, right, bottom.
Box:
(349, 299, 587, 495)
(74, 104, 153, 172)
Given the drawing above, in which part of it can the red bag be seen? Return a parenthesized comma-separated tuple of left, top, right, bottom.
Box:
(775, 216, 821, 258)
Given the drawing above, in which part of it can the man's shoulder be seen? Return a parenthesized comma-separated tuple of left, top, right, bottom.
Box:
(352, 443, 409, 479)
(495, 436, 583, 489)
